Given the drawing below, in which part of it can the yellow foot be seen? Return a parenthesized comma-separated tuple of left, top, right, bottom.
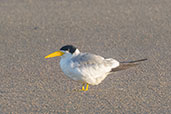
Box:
(72, 83, 89, 92)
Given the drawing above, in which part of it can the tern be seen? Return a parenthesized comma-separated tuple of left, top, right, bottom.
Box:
(45, 45, 147, 91)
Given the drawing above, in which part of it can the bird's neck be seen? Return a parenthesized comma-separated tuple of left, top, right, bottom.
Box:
(61, 49, 80, 60)
(73, 49, 80, 56)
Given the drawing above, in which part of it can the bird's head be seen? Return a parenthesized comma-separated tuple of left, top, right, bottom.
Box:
(45, 45, 79, 58)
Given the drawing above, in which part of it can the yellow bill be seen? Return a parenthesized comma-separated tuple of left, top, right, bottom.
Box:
(45, 51, 64, 58)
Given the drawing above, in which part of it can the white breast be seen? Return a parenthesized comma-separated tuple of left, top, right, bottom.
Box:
(60, 57, 84, 82)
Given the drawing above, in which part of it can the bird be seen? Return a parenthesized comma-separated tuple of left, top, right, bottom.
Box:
(45, 45, 147, 91)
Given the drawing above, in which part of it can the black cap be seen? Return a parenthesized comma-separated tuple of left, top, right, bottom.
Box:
(60, 45, 77, 54)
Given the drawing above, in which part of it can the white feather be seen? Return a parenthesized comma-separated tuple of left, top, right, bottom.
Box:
(60, 49, 119, 85)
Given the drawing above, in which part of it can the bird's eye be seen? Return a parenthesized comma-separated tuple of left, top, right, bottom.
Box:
(60, 45, 76, 54)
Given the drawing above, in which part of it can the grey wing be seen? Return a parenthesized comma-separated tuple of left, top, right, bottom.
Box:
(70, 53, 119, 84)
(71, 53, 104, 67)
(71, 53, 119, 72)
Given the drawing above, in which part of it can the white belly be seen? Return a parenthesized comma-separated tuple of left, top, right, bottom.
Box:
(60, 59, 111, 85)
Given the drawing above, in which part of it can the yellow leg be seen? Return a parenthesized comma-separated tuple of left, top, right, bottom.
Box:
(73, 83, 89, 92)
(81, 83, 85, 91)
(80, 83, 88, 91)
(85, 84, 89, 91)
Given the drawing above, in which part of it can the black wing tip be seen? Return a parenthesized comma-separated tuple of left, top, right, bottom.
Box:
(141, 58, 147, 61)
(120, 58, 148, 63)
(129, 58, 148, 63)
(135, 58, 148, 62)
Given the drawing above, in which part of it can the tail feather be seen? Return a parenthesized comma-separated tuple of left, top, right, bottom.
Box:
(111, 58, 147, 72)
